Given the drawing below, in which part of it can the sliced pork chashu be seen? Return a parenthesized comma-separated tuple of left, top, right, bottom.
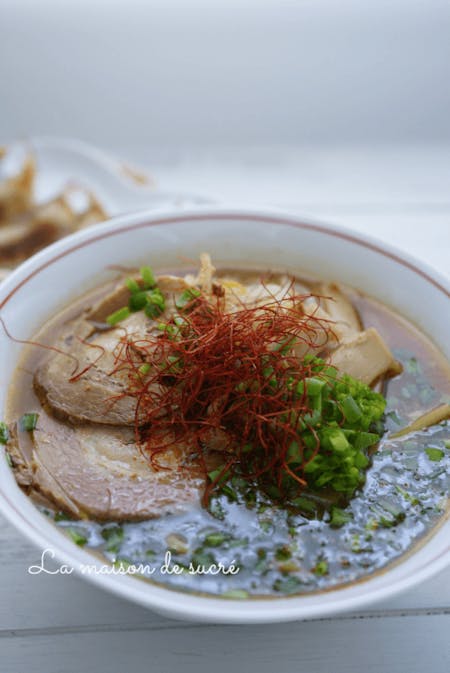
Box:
(34, 316, 143, 425)
(34, 275, 192, 426)
(316, 283, 362, 339)
(88, 274, 191, 323)
(330, 327, 402, 385)
(9, 411, 204, 520)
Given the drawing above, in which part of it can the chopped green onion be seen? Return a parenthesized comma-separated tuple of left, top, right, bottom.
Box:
(0, 421, 9, 445)
(313, 560, 328, 576)
(101, 525, 124, 553)
(166, 355, 183, 373)
(138, 363, 151, 376)
(290, 496, 317, 514)
(190, 550, 216, 568)
(305, 377, 326, 397)
(128, 291, 148, 312)
(327, 429, 350, 453)
(235, 381, 247, 392)
(106, 306, 131, 326)
(20, 413, 39, 432)
(140, 266, 156, 289)
(395, 485, 420, 506)
(425, 447, 445, 462)
(322, 365, 338, 380)
(262, 366, 275, 380)
(273, 336, 295, 354)
(273, 575, 303, 594)
(354, 432, 380, 451)
(176, 287, 201, 310)
(148, 289, 165, 308)
(144, 302, 164, 319)
(386, 410, 402, 425)
(203, 532, 228, 547)
(113, 558, 131, 571)
(54, 511, 72, 522)
(221, 484, 238, 501)
(114, 268, 165, 322)
(365, 518, 378, 532)
(275, 545, 292, 561)
(67, 528, 88, 546)
(303, 409, 322, 427)
(353, 451, 369, 468)
(371, 499, 405, 527)
(286, 441, 302, 464)
(208, 468, 224, 483)
(329, 506, 353, 528)
(340, 395, 363, 423)
(125, 277, 140, 293)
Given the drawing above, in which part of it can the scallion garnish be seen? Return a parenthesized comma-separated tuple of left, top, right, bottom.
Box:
(175, 287, 201, 310)
(128, 291, 148, 312)
(144, 302, 164, 319)
(203, 532, 228, 547)
(395, 485, 420, 506)
(101, 525, 124, 553)
(340, 395, 363, 423)
(67, 528, 88, 546)
(105, 264, 165, 325)
(106, 306, 131, 326)
(140, 266, 156, 289)
(125, 277, 140, 293)
(425, 447, 445, 462)
(20, 413, 39, 432)
(148, 288, 165, 308)
(0, 421, 9, 445)
(329, 506, 353, 528)
(313, 560, 328, 576)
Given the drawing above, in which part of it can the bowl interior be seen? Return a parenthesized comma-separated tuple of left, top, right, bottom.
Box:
(0, 209, 448, 623)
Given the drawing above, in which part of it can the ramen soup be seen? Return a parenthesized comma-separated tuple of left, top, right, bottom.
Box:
(2, 254, 449, 598)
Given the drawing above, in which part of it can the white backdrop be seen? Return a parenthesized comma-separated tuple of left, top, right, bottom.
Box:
(1, 0, 450, 148)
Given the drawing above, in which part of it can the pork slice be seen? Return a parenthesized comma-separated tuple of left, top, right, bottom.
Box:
(34, 276, 197, 425)
(34, 316, 153, 426)
(215, 275, 309, 314)
(35, 275, 193, 426)
(329, 327, 402, 385)
(88, 274, 192, 323)
(317, 283, 362, 339)
(9, 411, 204, 520)
(290, 297, 343, 360)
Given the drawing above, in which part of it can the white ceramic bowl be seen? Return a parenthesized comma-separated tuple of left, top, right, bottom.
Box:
(0, 207, 449, 623)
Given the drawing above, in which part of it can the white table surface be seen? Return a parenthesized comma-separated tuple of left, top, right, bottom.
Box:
(1, 145, 449, 672)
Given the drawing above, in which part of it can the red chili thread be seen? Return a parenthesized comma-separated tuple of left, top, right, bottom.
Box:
(106, 288, 337, 506)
